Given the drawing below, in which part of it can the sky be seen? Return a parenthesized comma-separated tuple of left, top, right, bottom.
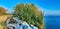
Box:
(0, 0, 60, 16)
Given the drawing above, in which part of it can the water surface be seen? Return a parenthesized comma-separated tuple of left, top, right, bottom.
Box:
(44, 16, 60, 29)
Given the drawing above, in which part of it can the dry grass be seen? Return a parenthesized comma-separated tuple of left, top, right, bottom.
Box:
(0, 25, 6, 29)
(0, 15, 12, 29)
(0, 15, 12, 22)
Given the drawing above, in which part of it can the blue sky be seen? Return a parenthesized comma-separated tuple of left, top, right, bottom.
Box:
(0, 0, 60, 16)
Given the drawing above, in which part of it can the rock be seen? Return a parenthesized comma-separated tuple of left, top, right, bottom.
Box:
(6, 17, 38, 29)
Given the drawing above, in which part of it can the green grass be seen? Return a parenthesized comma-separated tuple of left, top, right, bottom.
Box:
(0, 22, 5, 26)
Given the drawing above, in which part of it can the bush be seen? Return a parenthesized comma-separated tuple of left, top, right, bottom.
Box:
(13, 3, 43, 29)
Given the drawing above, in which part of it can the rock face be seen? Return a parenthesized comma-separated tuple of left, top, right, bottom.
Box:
(6, 17, 38, 29)
(0, 15, 38, 29)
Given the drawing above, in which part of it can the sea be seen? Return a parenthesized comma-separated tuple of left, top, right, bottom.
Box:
(44, 16, 60, 29)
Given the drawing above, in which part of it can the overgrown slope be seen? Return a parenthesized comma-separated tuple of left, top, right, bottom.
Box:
(13, 4, 44, 29)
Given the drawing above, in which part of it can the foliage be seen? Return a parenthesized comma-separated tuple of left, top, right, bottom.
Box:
(13, 4, 43, 29)
(0, 22, 5, 26)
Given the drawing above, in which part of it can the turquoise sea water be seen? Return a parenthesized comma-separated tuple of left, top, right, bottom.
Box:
(44, 16, 60, 29)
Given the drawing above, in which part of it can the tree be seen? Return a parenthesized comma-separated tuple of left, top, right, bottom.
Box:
(13, 4, 43, 29)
